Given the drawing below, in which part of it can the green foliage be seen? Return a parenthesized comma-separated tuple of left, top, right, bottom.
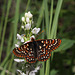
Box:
(54, 39, 75, 52)
(50, 69, 58, 75)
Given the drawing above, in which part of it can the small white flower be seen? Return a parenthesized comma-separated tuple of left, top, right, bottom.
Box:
(29, 72, 35, 75)
(26, 17, 30, 23)
(28, 11, 33, 18)
(14, 59, 25, 62)
(17, 34, 24, 42)
(21, 38, 24, 42)
(22, 17, 25, 22)
(25, 11, 33, 18)
(15, 44, 19, 47)
(21, 25, 24, 29)
(17, 34, 22, 40)
(17, 69, 22, 73)
(25, 23, 31, 30)
(15, 41, 20, 47)
(22, 73, 26, 75)
(35, 66, 40, 71)
(25, 13, 28, 17)
(17, 69, 26, 75)
(31, 27, 40, 34)
(29, 65, 40, 75)
(30, 35, 35, 41)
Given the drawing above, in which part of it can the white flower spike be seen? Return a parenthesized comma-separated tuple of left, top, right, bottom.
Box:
(25, 23, 31, 30)
(31, 27, 40, 34)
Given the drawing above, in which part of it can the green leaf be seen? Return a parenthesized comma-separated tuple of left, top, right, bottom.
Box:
(54, 39, 75, 52)
(50, 69, 58, 75)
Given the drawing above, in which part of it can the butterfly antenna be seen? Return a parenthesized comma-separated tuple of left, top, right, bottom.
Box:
(36, 30, 44, 38)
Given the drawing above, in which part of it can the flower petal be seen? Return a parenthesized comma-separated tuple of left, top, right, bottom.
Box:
(22, 17, 25, 22)
(17, 34, 22, 40)
(26, 17, 30, 23)
(25, 23, 31, 30)
(31, 27, 40, 34)
(21, 38, 24, 42)
(14, 59, 25, 62)
(21, 25, 24, 29)
(15, 44, 19, 47)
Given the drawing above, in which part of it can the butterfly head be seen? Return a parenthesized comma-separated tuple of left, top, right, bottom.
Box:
(30, 35, 35, 42)
(31, 37, 35, 42)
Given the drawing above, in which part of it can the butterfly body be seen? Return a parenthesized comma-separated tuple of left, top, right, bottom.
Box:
(13, 39, 61, 63)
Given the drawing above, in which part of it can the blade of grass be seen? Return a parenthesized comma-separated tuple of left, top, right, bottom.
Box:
(1, 61, 9, 75)
(49, 0, 53, 38)
(45, 59, 50, 75)
(0, 0, 12, 61)
(0, 0, 6, 39)
(13, 0, 21, 45)
(7, 55, 14, 75)
(44, 0, 49, 37)
(25, 0, 30, 12)
(1, 46, 14, 67)
(36, 0, 44, 27)
(6, 26, 13, 55)
(50, 0, 63, 39)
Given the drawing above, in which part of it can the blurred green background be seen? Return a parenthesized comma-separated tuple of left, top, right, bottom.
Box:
(0, 0, 75, 75)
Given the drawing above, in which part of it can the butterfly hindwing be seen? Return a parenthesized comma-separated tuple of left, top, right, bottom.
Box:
(13, 42, 36, 63)
(36, 39, 61, 61)
(24, 42, 36, 63)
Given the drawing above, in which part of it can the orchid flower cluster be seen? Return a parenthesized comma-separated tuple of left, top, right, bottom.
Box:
(15, 11, 40, 47)
(14, 11, 42, 75)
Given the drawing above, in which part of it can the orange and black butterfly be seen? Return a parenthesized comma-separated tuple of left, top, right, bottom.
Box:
(13, 38, 61, 63)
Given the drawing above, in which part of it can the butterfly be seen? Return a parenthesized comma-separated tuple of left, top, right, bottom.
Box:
(13, 38, 61, 63)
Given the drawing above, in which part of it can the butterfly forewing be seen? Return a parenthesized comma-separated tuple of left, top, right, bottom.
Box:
(13, 42, 36, 63)
(36, 39, 61, 61)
